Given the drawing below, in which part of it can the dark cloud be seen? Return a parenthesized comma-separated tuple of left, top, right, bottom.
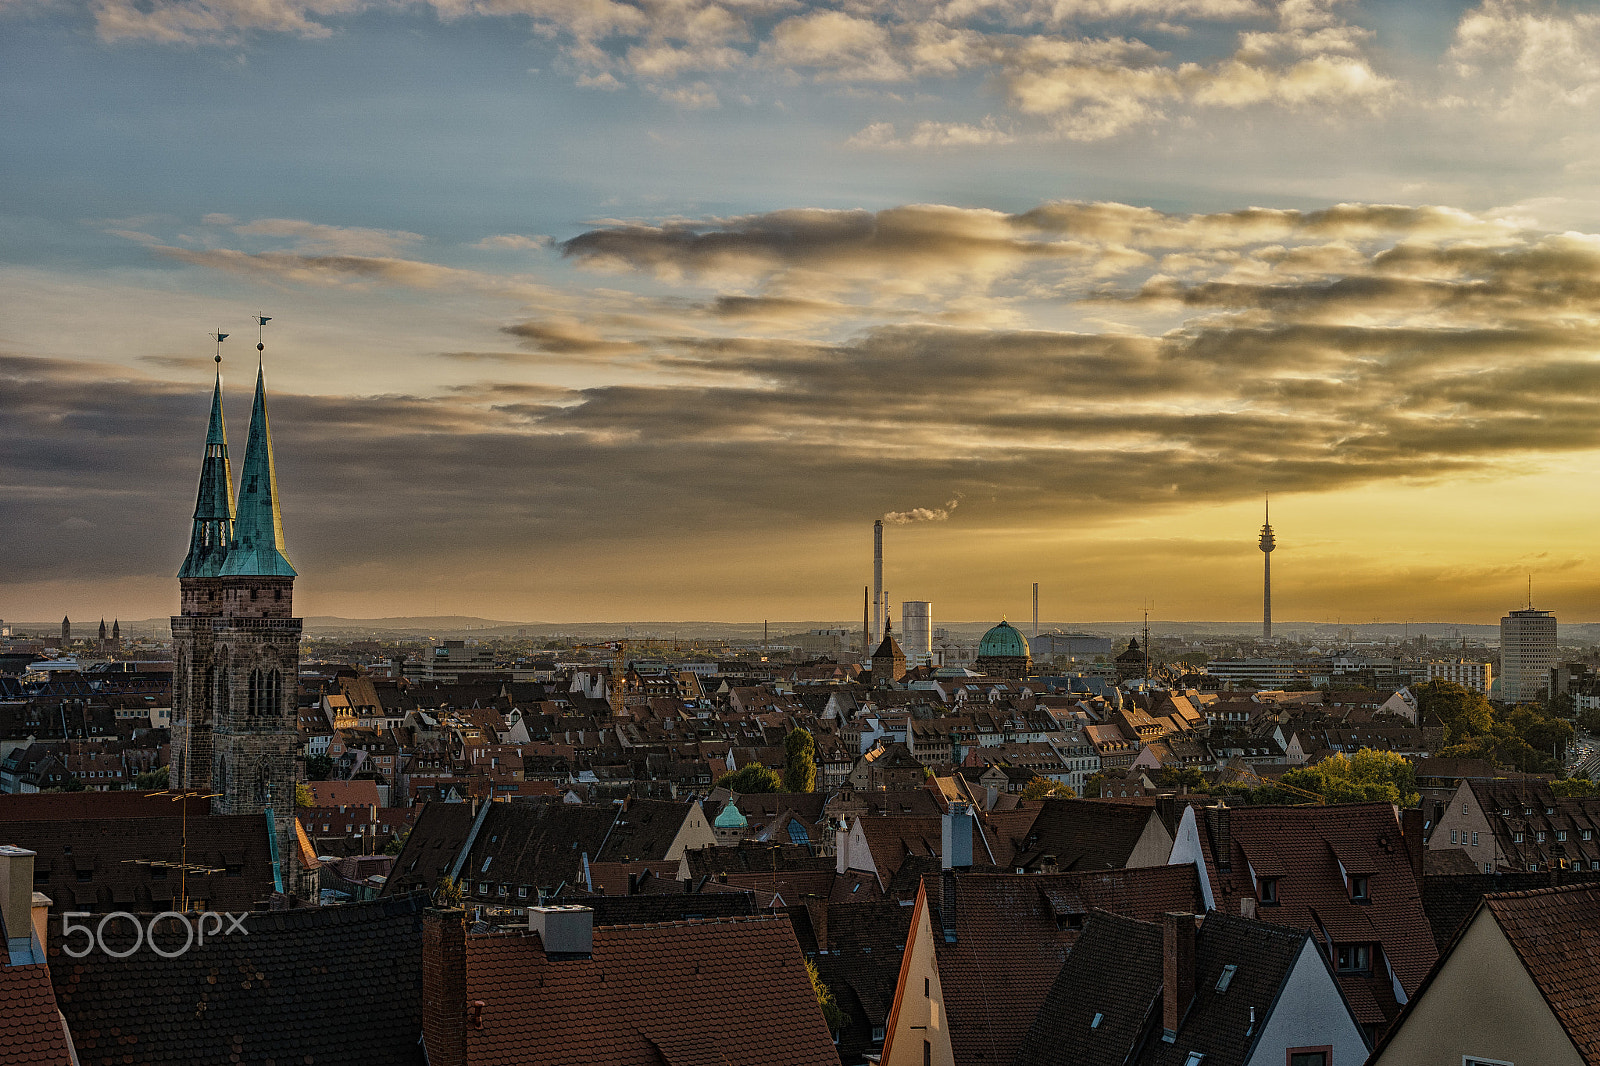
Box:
(501, 321, 647, 357)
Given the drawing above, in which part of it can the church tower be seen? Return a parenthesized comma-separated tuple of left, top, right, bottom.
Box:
(171, 352, 302, 898)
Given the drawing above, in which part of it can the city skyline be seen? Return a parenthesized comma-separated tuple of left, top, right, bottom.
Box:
(9, 1, 1600, 623)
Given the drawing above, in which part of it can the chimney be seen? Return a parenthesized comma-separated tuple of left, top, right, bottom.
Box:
(422, 907, 468, 1066)
(0, 845, 38, 963)
(940, 869, 958, 944)
(530, 905, 593, 959)
(873, 520, 884, 645)
(836, 821, 851, 875)
(1208, 804, 1231, 871)
(1162, 913, 1197, 1043)
(1400, 806, 1425, 884)
(942, 802, 973, 870)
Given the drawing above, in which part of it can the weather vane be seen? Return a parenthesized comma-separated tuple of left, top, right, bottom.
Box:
(257, 315, 271, 356)
(210, 329, 228, 364)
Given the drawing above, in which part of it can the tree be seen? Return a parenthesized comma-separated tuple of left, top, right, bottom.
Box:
(135, 766, 169, 791)
(805, 958, 849, 1033)
(1279, 749, 1420, 807)
(1081, 772, 1106, 799)
(1022, 776, 1077, 801)
(294, 782, 315, 807)
(715, 763, 783, 794)
(1579, 705, 1600, 737)
(304, 754, 334, 781)
(1553, 777, 1600, 798)
(784, 727, 817, 793)
(1414, 680, 1493, 743)
(1158, 766, 1207, 791)
(432, 874, 463, 909)
(1505, 705, 1573, 763)
(384, 828, 411, 855)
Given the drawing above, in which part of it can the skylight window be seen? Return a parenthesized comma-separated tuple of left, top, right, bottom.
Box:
(1090, 1013, 1103, 1029)
(1215, 964, 1237, 992)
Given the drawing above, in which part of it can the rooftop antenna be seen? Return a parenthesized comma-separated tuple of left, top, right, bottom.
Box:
(1528, 573, 1533, 610)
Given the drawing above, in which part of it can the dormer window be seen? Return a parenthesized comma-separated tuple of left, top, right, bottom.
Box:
(1259, 877, 1279, 905)
(1350, 875, 1369, 902)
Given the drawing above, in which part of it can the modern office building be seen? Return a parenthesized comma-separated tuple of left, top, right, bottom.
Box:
(1500, 607, 1557, 703)
(899, 601, 932, 666)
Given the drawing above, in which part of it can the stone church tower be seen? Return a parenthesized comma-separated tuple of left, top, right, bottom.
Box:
(171, 360, 302, 897)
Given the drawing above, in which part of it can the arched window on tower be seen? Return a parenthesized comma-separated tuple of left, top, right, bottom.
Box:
(266, 669, 283, 719)
(249, 669, 264, 717)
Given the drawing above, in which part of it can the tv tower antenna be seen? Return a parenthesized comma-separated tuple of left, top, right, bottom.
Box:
(1259, 493, 1276, 640)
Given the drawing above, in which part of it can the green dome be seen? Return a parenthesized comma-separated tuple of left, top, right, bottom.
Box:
(714, 802, 747, 829)
(978, 620, 1030, 659)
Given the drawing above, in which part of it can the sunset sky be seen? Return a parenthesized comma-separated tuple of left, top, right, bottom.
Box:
(7, 0, 1600, 626)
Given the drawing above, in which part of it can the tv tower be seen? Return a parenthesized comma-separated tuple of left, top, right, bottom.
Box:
(1259, 495, 1276, 639)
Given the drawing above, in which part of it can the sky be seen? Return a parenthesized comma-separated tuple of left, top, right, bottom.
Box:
(7, 0, 1600, 626)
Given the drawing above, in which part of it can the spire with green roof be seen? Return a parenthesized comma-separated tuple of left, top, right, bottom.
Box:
(220, 363, 296, 577)
(178, 369, 236, 578)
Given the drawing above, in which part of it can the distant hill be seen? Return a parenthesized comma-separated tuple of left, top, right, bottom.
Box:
(13, 617, 1600, 644)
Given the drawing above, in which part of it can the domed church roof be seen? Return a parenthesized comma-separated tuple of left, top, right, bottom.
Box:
(978, 620, 1030, 659)
(713, 801, 748, 829)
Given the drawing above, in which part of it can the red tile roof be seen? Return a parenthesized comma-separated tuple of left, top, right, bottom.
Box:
(306, 779, 382, 807)
(461, 916, 839, 1066)
(0, 964, 74, 1066)
(1485, 883, 1600, 1063)
(1190, 802, 1435, 1025)
(918, 866, 1204, 1066)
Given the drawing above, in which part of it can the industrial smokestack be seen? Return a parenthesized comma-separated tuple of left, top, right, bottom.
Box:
(873, 520, 884, 645)
(862, 586, 870, 663)
(1033, 583, 1039, 639)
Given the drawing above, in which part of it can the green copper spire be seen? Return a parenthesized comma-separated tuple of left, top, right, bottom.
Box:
(220, 363, 296, 577)
(178, 370, 236, 578)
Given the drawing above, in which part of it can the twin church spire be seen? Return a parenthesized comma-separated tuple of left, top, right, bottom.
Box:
(179, 350, 295, 579)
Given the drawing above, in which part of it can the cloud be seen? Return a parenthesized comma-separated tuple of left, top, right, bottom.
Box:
(474, 233, 554, 251)
(230, 218, 426, 256)
(847, 119, 1016, 148)
(647, 81, 721, 108)
(762, 10, 907, 81)
(502, 319, 647, 356)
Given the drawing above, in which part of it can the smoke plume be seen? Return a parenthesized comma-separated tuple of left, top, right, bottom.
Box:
(883, 495, 962, 524)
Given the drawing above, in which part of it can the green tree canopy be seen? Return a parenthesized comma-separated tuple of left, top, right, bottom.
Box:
(304, 754, 334, 781)
(715, 763, 783, 794)
(1414, 680, 1493, 742)
(784, 727, 817, 794)
(805, 957, 849, 1033)
(1159, 766, 1207, 791)
(1278, 749, 1419, 807)
(134, 766, 169, 791)
(1021, 776, 1078, 801)
(1553, 777, 1600, 798)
